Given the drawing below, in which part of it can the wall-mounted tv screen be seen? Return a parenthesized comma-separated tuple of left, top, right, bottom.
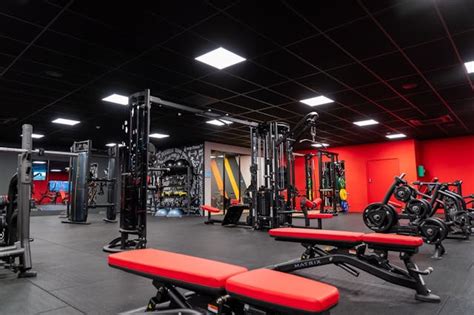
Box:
(33, 164, 47, 181)
(48, 180, 69, 192)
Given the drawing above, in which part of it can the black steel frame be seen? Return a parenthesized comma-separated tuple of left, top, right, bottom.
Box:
(269, 239, 440, 303)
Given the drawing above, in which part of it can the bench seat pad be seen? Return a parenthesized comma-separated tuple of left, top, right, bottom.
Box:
(306, 211, 334, 219)
(362, 233, 423, 247)
(270, 228, 364, 243)
(108, 249, 247, 290)
(201, 205, 221, 213)
(226, 269, 339, 314)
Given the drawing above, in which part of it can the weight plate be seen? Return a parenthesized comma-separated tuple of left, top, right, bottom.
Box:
(339, 188, 348, 201)
(363, 203, 397, 232)
(394, 185, 413, 202)
(405, 199, 431, 219)
(419, 217, 447, 244)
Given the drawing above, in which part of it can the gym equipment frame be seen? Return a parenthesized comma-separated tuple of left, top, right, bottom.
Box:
(104, 89, 259, 252)
(63, 140, 121, 224)
(269, 228, 440, 303)
(363, 174, 448, 258)
(0, 124, 78, 277)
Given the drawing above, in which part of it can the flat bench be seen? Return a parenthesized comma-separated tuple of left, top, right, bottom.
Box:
(268, 228, 440, 303)
(109, 249, 339, 314)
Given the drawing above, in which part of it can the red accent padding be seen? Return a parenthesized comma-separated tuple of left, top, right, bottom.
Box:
(108, 249, 247, 289)
(304, 199, 314, 209)
(226, 269, 339, 313)
(201, 205, 221, 213)
(313, 198, 322, 206)
(362, 233, 424, 247)
(306, 211, 333, 219)
(269, 228, 364, 243)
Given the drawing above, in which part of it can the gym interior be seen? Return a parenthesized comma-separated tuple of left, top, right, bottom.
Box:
(1, 1, 473, 314)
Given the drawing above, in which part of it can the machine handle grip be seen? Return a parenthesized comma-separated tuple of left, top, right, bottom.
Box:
(396, 173, 407, 185)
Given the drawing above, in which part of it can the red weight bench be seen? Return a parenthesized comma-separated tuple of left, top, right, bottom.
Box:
(293, 198, 333, 229)
(109, 249, 339, 314)
(202, 204, 251, 227)
(201, 204, 222, 225)
(268, 228, 440, 303)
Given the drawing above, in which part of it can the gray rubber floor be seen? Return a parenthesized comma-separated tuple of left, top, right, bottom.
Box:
(1, 213, 473, 315)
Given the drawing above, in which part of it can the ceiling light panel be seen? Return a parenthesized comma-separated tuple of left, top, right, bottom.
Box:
(386, 133, 406, 139)
(353, 119, 379, 126)
(464, 61, 474, 73)
(52, 118, 80, 126)
(206, 119, 233, 126)
(195, 47, 246, 70)
(149, 133, 170, 139)
(311, 143, 330, 148)
(300, 96, 334, 106)
(102, 94, 129, 105)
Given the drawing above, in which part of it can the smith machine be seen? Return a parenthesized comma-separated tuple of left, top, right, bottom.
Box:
(103, 90, 254, 252)
(0, 125, 78, 277)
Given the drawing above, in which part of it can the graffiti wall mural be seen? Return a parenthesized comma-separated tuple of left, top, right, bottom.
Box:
(155, 144, 204, 205)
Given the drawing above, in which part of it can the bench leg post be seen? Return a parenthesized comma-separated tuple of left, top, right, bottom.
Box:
(401, 253, 440, 303)
(317, 218, 322, 229)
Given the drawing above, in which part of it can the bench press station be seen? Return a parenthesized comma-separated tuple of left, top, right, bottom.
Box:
(108, 249, 339, 314)
(268, 228, 440, 303)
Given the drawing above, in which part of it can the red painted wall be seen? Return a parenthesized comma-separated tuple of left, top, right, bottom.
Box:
(33, 172, 68, 204)
(417, 135, 474, 195)
(296, 136, 474, 212)
(295, 139, 418, 212)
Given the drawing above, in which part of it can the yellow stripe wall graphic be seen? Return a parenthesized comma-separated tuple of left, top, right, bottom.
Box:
(224, 157, 240, 200)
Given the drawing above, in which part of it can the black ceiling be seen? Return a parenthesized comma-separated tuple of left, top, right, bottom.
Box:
(0, 0, 473, 150)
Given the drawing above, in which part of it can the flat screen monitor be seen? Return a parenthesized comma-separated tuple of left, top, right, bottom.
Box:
(33, 164, 47, 181)
(48, 180, 69, 192)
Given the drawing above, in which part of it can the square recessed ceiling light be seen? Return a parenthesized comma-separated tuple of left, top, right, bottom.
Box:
(353, 119, 379, 126)
(311, 143, 330, 148)
(386, 133, 406, 139)
(50, 169, 62, 172)
(149, 133, 170, 139)
(52, 118, 80, 126)
(206, 119, 233, 126)
(464, 61, 474, 73)
(195, 47, 246, 70)
(300, 96, 334, 106)
(21, 133, 45, 139)
(106, 143, 125, 147)
(102, 94, 129, 105)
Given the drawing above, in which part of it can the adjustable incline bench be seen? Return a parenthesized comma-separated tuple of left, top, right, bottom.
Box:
(293, 198, 333, 228)
(108, 249, 339, 314)
(269, 228, 440, 303)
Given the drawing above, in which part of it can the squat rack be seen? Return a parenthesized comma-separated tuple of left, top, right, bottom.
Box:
(0, 124, 78, 277)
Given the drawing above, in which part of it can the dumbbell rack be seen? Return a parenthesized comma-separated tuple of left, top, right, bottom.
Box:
(157, 164, 195, 215)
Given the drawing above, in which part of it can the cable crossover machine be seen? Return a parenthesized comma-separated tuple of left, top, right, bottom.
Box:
(0, 125, 79, 277)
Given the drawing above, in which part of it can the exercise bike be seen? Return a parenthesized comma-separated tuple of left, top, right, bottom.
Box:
(363, 173, 448, 259)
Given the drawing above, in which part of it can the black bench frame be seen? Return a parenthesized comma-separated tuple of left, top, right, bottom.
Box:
(269, 236, 440, 303)
(110, 263, 333, 315)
